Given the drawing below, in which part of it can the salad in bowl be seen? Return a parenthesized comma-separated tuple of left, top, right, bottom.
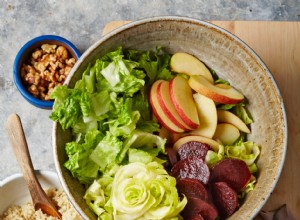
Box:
(51, 47, 260, 220)
(52, 17, 287, 220)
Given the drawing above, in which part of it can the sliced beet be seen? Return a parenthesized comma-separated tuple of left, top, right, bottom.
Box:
(176, 178, 209, 201)
(210, 158, 251, 191)
(181, 197, 219, 220)
(212, 182, 239, 218)
(188, 214, 204, 220)
(170, 157, 210, 184)
(165, 146, 178, 166)
(177, 141, 211, 161)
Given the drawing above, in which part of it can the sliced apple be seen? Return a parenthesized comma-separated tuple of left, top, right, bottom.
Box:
(170, 52, 214, 83)
(190, 93, 218, 138)
(217, 109, 250, 133)
(149, 80, 185, 133)
(213, 123, 240, 146)
(173, 135, 221, 152)
(157, 81, 194, 131)
(169, 75, 199, 129)
(188, 75, 244, 104)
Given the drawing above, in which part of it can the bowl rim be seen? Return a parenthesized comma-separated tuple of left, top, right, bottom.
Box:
(13, 35, 81, 109)
(0, 170, 59, 187)
(53, 15, 288, 219)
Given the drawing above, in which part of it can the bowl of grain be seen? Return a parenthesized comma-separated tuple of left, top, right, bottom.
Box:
(13, 35, 81, 109)
(0, 170, 83, 220)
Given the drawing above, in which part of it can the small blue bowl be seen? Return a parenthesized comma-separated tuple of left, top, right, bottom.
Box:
(13, 35, 81, 109)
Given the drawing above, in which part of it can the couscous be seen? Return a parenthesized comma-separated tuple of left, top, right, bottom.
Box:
(0, 188, 82, 220)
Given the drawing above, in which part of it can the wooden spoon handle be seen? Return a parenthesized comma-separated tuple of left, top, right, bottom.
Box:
(6, 114, 40, 192)
(6, 113, 61, 219)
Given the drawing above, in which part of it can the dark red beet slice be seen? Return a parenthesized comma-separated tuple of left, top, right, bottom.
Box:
(188, 214, 204, 220)
(181, 197, 219, 220)
(212, 182, 239, 218)
(210, 158, 251, 191)
(176, 178, 208, 201)
(177, 141, 211, 160)
(170, 157, 210, 184)
(166, 146, 178, 166)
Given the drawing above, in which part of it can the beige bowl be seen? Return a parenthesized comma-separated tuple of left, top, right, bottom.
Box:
(53, 16, 287, 219)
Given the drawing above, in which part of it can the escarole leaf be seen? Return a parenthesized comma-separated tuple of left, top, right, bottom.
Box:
(63, 129, 103, 184)
(49, 86, 83, 130)
(206, 139, 260, 174)
(84, 175, 114, 219)
(239, 176, 257, 199)
(111, 162, 187, 220)
(89, 132, 123, 173)
(210, 69, 230, 85)
(205, 145, 225, 167)
(225, 141, 260, 173)
(126, 47, 174, 84)
(116, 130, 166, 164)
(232, 105, 254, 124)
(85, 162, 186, 219)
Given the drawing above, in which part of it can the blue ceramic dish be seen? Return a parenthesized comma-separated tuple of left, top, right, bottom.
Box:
(13, 35, 81, 109)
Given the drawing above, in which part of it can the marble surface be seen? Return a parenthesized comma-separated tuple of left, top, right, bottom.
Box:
(0, 0, 299, 181)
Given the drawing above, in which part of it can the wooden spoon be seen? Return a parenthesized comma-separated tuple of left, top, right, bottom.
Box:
(6, 113, 62, 219)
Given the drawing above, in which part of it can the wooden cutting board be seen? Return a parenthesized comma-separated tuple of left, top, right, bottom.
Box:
(103, 21, 300, 218)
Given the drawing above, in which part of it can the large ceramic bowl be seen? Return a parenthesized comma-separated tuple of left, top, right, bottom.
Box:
(53, 16, 287, 219)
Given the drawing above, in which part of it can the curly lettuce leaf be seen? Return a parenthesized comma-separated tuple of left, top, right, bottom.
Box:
(232, 105, 254, 124)
(210, 69, 230, 85)
(225, 141, 260, 173)
(205, 145, 224, 167)
(126, 47, 174, 83)
(239, 176, 257, 199)
(49, 86, 83, 130)
(116, 130, 166, 164)
(89, 132, 123, 172)
(206, 138, 260, 174)
(111, 162, 187, 219)
(64, 129, 103, 184)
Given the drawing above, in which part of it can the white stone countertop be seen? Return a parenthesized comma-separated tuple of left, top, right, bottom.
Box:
(0, 0, 299, 181)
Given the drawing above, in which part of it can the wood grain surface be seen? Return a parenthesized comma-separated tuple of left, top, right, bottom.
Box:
(103, 21, 300, 218)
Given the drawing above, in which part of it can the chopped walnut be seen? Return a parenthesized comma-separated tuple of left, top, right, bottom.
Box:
(32, 50, 43, 59)
(65, 58, 75, 66)
(56, 46, 69, 60)
(41, 44, 57, 54)
(21, 43, 76, 100)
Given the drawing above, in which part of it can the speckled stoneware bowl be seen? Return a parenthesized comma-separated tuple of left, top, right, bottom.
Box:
(53, 16, 287, 219)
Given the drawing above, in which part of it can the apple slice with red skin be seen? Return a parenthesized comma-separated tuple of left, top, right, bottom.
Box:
(149, 80, 185, 133)
(188, 75, 244, 104)
(217, 109, 250, 133)
(173, 135, 220, 152)
(170, 52, 214, 83)
(157, 81, 194, 131)
(169, 75, 200, 129)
